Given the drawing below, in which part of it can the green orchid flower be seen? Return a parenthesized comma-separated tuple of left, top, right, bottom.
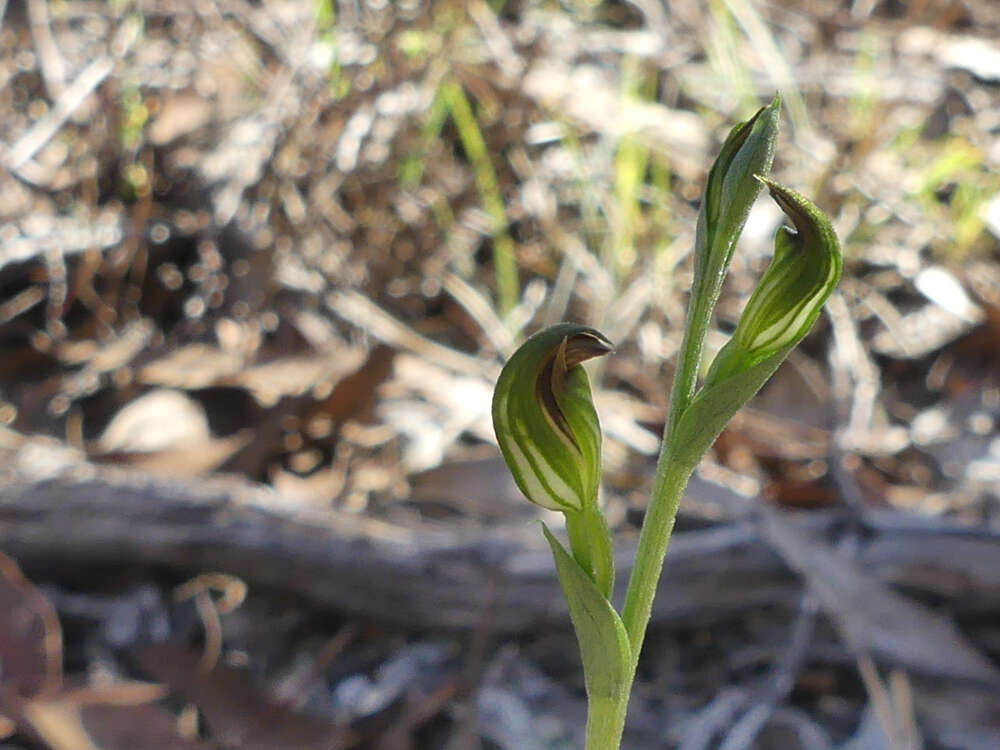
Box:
(489, 98, 842, 750)
(492, 323, 613, 513)
(492, 323, 616, 597)
(705, 177, 843, 386)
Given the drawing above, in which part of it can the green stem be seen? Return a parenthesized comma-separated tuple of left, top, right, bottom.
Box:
(621, 268, 710, 660)
(576, 456, 692, 750)
(580, 451, 691, 748)
(578, 451, 694, 749)
(620, 455, 694, 664)
(565, 510, 596, 590)
(574, 312, 726, 749)
(574, 267, 710, 748)
(565, 504, 615, 600)
(664, 244, 718, 442)
(586, 695, 630, 750)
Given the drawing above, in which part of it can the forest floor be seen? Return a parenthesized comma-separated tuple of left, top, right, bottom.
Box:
(2, 1, 1000, 748)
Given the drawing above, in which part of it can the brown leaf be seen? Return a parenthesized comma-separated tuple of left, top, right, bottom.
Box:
(0, 551, 62, 699)
(308, 344, 394, 424)
(81, 703, 212, 750)
(91, 431, 253, 477)
(235, 348, 369, 408)
(0, 557, 207, 750)
(15, 682, 210, 750)
(138, 345, 246, 390)
(135, 642, 353, 750)
(148, 92, 214, 146)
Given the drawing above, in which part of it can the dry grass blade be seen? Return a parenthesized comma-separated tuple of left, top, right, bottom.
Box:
(3, 56, 112, 173)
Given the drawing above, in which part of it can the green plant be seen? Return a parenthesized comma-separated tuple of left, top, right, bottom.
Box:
(441, 81, 519, 316)
(491, 97, 842, 750)
(401, 79, 519, 314)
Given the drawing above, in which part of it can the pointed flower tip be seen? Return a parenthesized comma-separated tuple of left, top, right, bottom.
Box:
(700, 99, 780, 271)
(751, 94, 781, 133)
(758, 178, 842, 255)
(562, 328, 614, 366)
(492, 324, 612, 513)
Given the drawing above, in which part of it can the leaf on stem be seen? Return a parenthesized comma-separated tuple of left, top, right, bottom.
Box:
(543, 525, 632, 702)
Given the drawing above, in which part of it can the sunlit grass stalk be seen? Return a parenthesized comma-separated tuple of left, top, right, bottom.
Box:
(561, 122, 607, 256)
(400, 83, 451, 189)
(723, 0, 811, 138)
(650, 158, 677, 312)
(609, 56, 649, 281)
(315, 0, 349, 99)
(440, 80, 519, 317)
(611, 134, 647, 279)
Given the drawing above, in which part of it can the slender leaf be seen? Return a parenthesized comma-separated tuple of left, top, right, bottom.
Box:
(543, 525, 632, 701)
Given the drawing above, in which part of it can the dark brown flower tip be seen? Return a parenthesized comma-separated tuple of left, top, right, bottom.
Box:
(537, 328, 613, 448)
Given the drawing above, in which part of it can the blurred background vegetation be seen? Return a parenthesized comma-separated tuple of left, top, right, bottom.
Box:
(1, 1, 1000, 748)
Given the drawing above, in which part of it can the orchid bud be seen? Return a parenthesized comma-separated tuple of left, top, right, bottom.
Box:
(706, 178, 842, 386)
(667, 98, 782, 425)
(695, 96, 780, 302)
(492, 324, 613, 513)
